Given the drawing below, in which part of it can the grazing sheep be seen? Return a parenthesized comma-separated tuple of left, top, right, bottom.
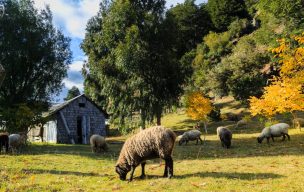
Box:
(216, 126, 232, 148)
(235, 119, 247, 128)
(90, 134, 108, 153)
(292, 118, 304, 131)
(8, 134, 24, 153)
(257, 123, 290, 144)
(115, 126, 176, 181)
(0, 133, 9, 153)
(178, 130, 202, 146)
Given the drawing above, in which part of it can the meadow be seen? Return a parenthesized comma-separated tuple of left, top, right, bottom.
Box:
(1, 105, 304, 192)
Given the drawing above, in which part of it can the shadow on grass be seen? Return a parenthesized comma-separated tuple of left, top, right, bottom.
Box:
(21, 168, 114, 178)
(134, 171, 284, 181)
(175, 171, 284, 180)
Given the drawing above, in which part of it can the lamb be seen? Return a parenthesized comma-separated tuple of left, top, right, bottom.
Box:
(0, 133, 9, 153)
(257, 123, 290, 144)
(292, 118, 304, 131)
(90, 134, 108, 153)
(115, 126, 176, 181)
(178, 130, 202, 145)
(216, 126, 232, 148)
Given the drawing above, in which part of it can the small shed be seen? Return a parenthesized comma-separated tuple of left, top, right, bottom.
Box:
(28, 94, 108, 144)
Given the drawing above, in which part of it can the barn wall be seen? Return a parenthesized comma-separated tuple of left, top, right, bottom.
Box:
(55, 96, 106, 144)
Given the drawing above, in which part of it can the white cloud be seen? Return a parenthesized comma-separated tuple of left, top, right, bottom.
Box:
(69, 60, 84, 72)
(33, 0, 100, 39)
(63, 78, 84, 91)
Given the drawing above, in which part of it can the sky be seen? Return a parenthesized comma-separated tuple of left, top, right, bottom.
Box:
(33, 0, 207, 102)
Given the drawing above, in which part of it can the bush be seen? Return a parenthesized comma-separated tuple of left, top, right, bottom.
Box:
(208, 106, 222, 121)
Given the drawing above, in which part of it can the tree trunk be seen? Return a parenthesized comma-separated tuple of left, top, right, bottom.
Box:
(140, 109, 146, 130)
(203, 121, 208, 145)
(0, 64, 5, 87)
(156, 106, 162, 126)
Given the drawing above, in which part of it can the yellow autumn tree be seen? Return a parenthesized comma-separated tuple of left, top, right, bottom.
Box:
(185, 91, 213, 137)
(249, 33, 304, 118)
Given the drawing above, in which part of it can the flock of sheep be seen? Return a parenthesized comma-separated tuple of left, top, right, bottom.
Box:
(111, 117, 304, 181)
(1, 117, 303, 182)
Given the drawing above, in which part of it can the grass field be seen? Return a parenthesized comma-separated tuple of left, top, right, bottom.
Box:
(1, 105, 304, 191)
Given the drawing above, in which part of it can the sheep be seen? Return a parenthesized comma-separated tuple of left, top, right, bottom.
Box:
(216, 126, 232, 148)
(90, 134, 108, 153)
(178, 130, 202, 146)
(8, 134, 25, 153)
(257, 123, 290, 144)
(115, 126, 176, 181)
(0, 133, 9, 153)
(235, 119, 247, 128)
(292, 118, 304, 131)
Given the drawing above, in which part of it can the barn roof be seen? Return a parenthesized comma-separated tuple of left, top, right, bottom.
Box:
(43, 94, 109, 118)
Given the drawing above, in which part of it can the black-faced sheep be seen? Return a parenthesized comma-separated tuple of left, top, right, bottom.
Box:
(0, 133, 9, 153)
(90, 134, 108, 153)
(257, 123, 290, 144)
(115, 126, 176, 181)
(292, 118, 304, 131)
(178, 130, 202, 145)
(216, 126, 232, 148)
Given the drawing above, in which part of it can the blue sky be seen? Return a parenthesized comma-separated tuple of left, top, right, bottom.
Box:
(33, 0, 207, 102)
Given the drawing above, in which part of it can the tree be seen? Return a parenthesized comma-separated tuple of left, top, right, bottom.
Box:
(0, 64, 4, 87)
(0, 0, 72, 132)
(249, 33, 304, 118)
(167, 0, 213, 58)
(207, 0, 249, 32)
(64, 86, 81, 101)
(82, 0, 190, 129)
(185, 91, 213, 138)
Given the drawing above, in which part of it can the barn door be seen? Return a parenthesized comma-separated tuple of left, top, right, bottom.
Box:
(76, 117, 83, 144)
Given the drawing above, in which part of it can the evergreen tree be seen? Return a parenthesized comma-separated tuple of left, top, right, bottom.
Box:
(0, 0, 72, 132)
(64, 86, 81, 101)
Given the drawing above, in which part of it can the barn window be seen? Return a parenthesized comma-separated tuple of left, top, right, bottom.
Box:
(79, 103, 85, 108)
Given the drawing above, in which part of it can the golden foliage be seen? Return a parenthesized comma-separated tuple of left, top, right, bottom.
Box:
(185, 92, 213, 121)
(250, 33, 304, 117)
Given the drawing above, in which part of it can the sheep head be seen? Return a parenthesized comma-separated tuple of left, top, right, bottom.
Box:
(115, 164, 130, 181)
(257, 137, 263, 143)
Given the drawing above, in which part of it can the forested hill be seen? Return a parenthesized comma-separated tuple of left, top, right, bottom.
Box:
(81, 0, 304, 131)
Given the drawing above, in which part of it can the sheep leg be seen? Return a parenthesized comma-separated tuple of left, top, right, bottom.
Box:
(286, 133, 290, 141)
(271, 135, 275, 142)
(163, 160, 168, 177)
(140, 162, 146, 179)
(199, 137, 203, 145)
(266, 137, 270, 144)
(129, 166, 136, 182)
(196, 139, 198, 145)
(166, 157, 173, 178)
(281, 134, 286, 141)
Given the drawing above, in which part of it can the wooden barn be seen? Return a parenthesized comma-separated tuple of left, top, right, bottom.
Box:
(28, 94, 108, 144)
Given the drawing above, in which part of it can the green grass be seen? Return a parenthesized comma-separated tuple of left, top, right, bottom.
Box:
(1, 128, 304, 191)
(2, 100, 304, 191)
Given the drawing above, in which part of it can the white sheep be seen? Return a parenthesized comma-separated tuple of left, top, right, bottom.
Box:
(8, 134, 25, 153)
(292, 118, 304, 131)
(178, 130, 202, 146)
(90, 134, 108, 153)
(257, 123, 290, 144)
